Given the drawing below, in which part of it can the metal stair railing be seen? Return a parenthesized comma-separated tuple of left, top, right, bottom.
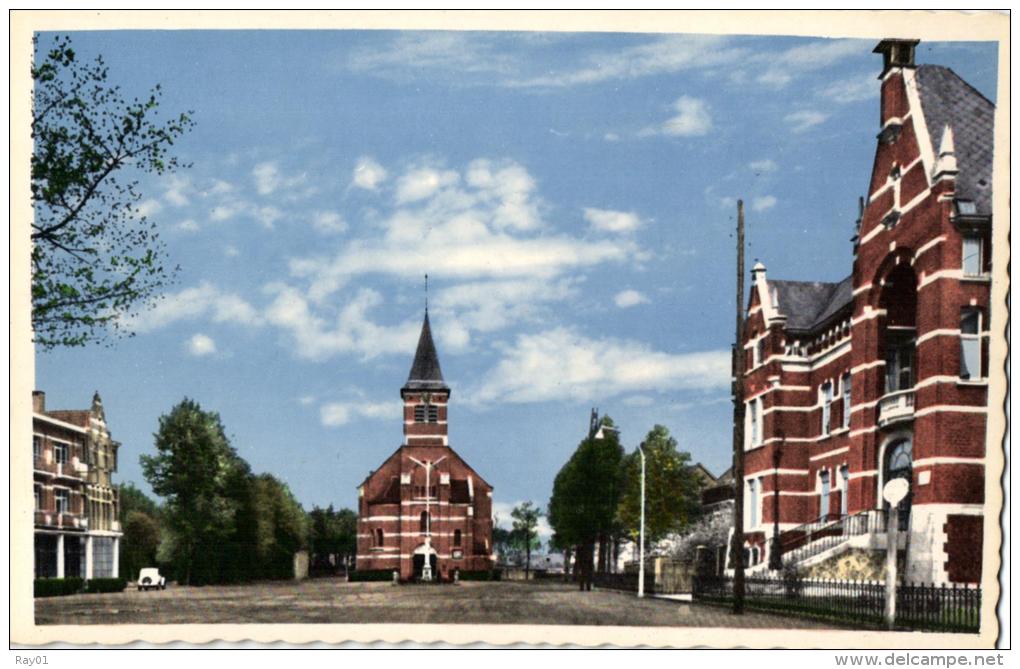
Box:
(778, 509, 887, 566)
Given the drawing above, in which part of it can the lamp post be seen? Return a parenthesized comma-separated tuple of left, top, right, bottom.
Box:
(409, 455, 447, 582)
(768, 432, 784, 571)
(637, 442, 646, 598)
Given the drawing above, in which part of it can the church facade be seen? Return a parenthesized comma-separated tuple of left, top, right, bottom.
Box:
(738, 40, 993, 584)
(356, 312, 494, 581)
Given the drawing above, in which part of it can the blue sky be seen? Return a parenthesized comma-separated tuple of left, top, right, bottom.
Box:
(33, 30, 997, 534)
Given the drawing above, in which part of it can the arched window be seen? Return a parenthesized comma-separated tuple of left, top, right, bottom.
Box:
(420, 511, 430, 535)
(375, 528, 384, 546)
(453, 529, 462, 547)
(884, 439, 913, 528)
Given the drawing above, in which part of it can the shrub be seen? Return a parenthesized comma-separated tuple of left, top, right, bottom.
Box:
(348, 569, 396, 582)
(34, 577, 84, 598)
(84, 577, 128, 593)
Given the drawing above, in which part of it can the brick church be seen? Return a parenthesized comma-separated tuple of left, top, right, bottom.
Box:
(356, 311, 494, 581)
(738, 40, 993, 583)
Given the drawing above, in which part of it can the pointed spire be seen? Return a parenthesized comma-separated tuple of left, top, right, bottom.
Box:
(403, 312, 448, 392)
(933, 125, 958, 180)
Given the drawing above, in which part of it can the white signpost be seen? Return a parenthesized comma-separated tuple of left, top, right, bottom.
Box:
(882, 478, 909, 630)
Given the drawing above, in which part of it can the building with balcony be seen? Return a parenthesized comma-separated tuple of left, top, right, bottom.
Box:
(355, 311, 495, 581)
(33, 390, 123, 579)
(737, 39, 993, 584)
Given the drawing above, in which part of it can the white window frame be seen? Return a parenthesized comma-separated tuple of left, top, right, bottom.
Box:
(962, 235, 984, 276)
(55, 489, 69, 514)
(747, 479, 758, 529)
(820, 382, 834, 435)
(53, 442, 68, 465)
(960, 308, 983, 380)
(841, 373, 852, 429)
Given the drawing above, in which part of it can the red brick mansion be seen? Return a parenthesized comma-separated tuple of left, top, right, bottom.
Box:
(356, 312, 495, 581)
(738, 40, 993, 584)
(33, 391, 123, 579)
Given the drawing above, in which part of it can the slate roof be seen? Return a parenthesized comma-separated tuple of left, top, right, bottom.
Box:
(770, 275, 853, 333)
(915, 65, 995, 217)
(403, 312, 449, 391)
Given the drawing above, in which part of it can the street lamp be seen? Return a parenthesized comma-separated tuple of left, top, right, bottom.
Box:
(768, 431, 784, 571)
(638, 442, 646, 599)
(409, 455, 447, 582)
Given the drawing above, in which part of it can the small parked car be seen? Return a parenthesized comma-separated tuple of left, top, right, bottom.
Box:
(137, 568, 166, 591)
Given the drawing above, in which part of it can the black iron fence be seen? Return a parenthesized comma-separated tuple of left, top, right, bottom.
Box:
(693, 575, 980, 633)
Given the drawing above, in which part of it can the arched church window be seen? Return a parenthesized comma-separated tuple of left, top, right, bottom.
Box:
(454, 529, 462, 547)
(420, 511, 430, 535)
(375, 528, 384, 546)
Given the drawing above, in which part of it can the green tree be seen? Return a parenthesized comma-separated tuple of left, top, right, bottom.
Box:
(31, 35, 193, 348)
(547, 415, 625, 591)
(141, 398, 247, 585)
(249, 473, 309, 580)
(309, 505, 357, 574)
(117, 482, 162, 580)
(511, 501, 543, 579)
(121, 510, 161, 581)
(617, 425, 704, 546)
(119, 481, 160, 519)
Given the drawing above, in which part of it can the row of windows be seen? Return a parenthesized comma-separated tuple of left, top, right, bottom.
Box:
(412, 485, 438, 499)
(745, 464, 851, 528)
(372, 521, 463, 546)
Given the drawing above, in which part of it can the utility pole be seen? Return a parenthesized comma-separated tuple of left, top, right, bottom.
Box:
(637, 442, 646, 599)
(731, 199, 746, 614)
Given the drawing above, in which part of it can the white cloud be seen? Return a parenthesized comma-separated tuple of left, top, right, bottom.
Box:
(187, 333, 216, 357)
(352, 156, 388, 190)
(785, 110, 828, 133)
(163, 175, 191, 206)
(395, 166, 459, 204)
(210, 202, 244, 222)
(817, 73, 877, 104)
(603, 132, 620, 142)
(298, 395, 316, 406)
(265, 286, 422, 361)
(255, 206, 283, 230)
(641, 96, 712, 138)
(509, 34, 743, 88)
(434, 278, 580, 339)
(749, 159, 778, 174)
(312, 211, 348, 234)
(583, 208, 643, 233)
(470, 327, 730, 405)
(320, 399, 402, 427)
(252, 161, 312, 199)
(290, 159, 643, 303)
(752, 195, 778, 212)
(205, 179, 234, 196)
(177, 219, 199, 233)
(136, 199, 163, 218)
(348, 32, 515, 82)
(614, 289, 649, 308)
(125, 282, 262, 333)
(757, 39, 863, 89)
(622, 395, 655, 407)
(253, 162, 281, 195)
(224, 245, 240, 258)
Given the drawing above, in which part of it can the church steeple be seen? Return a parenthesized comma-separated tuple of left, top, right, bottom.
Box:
(403, 312, 449, 393)
(401, 312, 450, 447)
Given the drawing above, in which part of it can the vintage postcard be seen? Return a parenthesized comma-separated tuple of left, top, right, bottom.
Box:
(9, 10, 1009, 649)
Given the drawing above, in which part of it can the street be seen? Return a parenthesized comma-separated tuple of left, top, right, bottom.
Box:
(36, 578, 841, 628)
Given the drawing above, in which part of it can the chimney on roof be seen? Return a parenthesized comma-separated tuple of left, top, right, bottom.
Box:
(873, 38, 920, 77)
(32, 390, 45, 413)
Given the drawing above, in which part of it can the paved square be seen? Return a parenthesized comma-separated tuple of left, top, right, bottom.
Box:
(35, 579, 841, 628)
